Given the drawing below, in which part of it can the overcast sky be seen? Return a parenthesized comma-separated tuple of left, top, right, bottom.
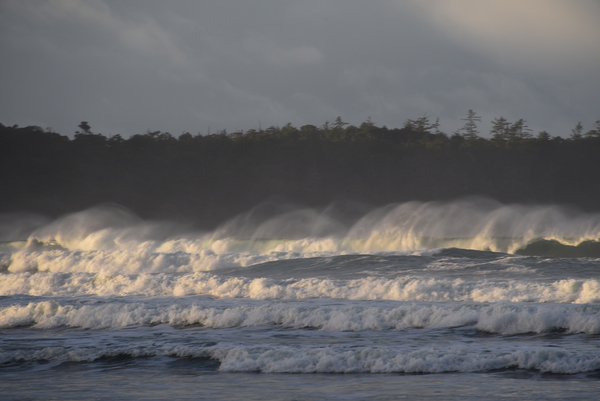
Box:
(1, 0, 599, 138)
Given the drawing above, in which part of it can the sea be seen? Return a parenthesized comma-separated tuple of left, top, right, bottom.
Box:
(1, 199, 600, 400)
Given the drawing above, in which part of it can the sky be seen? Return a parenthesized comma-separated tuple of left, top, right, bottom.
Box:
(1, 0, 599, 138)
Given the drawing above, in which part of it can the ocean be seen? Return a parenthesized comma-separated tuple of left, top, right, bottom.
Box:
(1, 199, 600, 400)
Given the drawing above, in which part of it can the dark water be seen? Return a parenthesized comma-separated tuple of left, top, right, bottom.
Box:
(2, 368, 599, 400)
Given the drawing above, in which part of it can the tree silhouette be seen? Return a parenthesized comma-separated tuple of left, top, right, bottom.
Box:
(77, 121, 92, 135)
(333, 116, 348, 130)
(571, 122, 584, 139)
(490, 117, 510, 141)
(2, 116, 600, 228)
(456, 110, 480, 140)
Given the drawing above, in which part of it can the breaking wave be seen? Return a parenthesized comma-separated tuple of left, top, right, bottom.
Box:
(1, 271, 598, 303)
(2, 300, 600, 334)
(1, 198, 599, 262)
(2, 342, 599, 374)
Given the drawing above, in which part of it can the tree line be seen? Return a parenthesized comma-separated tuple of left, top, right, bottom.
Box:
(1, 113, 600, 228)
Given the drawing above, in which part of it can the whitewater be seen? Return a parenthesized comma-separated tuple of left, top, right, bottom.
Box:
(1, 199, 600, 400)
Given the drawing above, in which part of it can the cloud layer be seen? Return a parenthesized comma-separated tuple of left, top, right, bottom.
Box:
(1, 0, 598, 137)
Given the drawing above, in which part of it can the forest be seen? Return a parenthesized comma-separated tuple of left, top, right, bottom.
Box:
(2, 113, 600, 229)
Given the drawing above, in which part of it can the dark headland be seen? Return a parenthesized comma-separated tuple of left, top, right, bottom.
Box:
(2, 116, 600, 229)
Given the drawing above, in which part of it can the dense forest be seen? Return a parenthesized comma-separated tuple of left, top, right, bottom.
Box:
(2, 113, 600, 229)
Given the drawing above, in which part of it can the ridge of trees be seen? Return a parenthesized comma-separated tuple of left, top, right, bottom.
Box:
(1, 113, 600, 228)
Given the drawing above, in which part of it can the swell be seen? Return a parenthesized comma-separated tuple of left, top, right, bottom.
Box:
(515, 239, 600, 258)
(2, 343, 599, 374)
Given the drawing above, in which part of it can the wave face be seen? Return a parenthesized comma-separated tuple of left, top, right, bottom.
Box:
(1, 200, 600, 394)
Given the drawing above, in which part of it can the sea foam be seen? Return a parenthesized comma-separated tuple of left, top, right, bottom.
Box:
(2, 300, 599, 334)
(1, 271, 599, 303)
(1, 342, 598, 374)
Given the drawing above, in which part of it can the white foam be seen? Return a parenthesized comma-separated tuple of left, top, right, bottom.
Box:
(1, 341, 598, 374)
(4, 248, 290, 274)
(7, 201, 600, 256)
(2, 300, 599, 334)
(2, 271, 599, 303)
(212, 344, 600, 373)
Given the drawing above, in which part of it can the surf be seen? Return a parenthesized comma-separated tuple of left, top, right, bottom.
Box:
(1, 198, 599, 260)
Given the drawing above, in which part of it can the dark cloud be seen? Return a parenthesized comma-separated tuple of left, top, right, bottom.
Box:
(1, 0, 598, 137)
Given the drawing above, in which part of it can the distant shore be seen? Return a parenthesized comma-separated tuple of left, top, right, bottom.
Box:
(2, 120, 600, 228)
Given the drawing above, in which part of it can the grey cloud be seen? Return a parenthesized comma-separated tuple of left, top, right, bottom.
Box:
(0, 0, 598, 138)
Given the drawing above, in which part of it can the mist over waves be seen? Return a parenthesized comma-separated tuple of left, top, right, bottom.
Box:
(2, 198, 600, 277)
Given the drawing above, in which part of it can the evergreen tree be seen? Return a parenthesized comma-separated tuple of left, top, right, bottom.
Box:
(333, 116, 348, 130)
(537, 131, 551, 140)
(76, 121, 92, 135)
(490, 117, 510, 141)
(584, 120, 600, 138)
(508, 119, 532, 140)
(404, 114, 436, 133)
(456, 110, 481, 140)
(571, 122, 584, 139)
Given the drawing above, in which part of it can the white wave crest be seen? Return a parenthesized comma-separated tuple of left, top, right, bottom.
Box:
(2, 300, 599, 334)
(2, 342, 598, 374)
(6, 200, 600, 255)
(1, 272, 599, 304)
(213, 345, 600, 374)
